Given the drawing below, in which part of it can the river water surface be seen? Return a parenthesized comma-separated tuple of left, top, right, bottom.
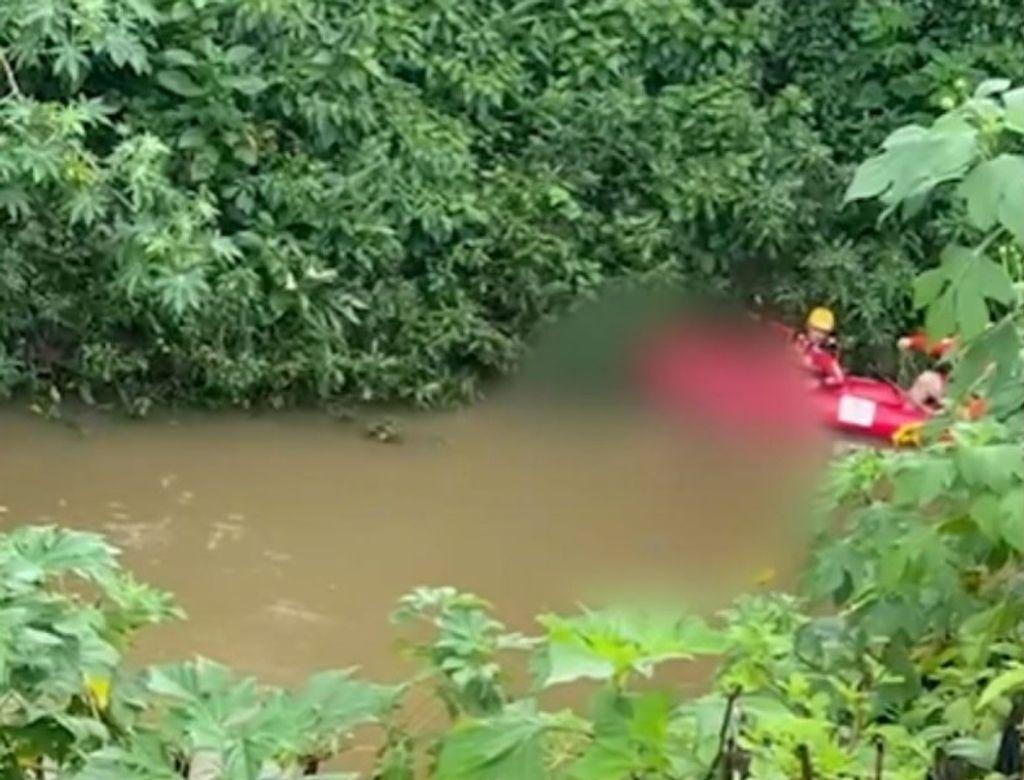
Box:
(1, 402, 821, 688)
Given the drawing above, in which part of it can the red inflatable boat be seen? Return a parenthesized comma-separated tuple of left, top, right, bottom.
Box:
(806, 374, 929, 443)
(637, 317, 930, 446)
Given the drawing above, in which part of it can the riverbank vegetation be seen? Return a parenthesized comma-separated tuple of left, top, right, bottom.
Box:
(4, 2, 1024, 777)
(3, 82, 1024, 774)
(1, 0, 1022, 409)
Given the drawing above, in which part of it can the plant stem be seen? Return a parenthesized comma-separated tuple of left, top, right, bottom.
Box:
(703, 687, 741, 780)
(0, 48, 21, 96)
(874, 737, 884, 780)
(977, 227, 1006, 256)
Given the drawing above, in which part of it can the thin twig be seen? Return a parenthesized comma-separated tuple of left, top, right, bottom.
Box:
(874, 736, 885, 780)
(703, 687, 741, 780)
(0, 48, 21, 96)
(977, 226, 1007, 256)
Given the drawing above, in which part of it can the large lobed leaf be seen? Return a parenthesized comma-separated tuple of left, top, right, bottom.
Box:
(912, 245, 1015, 339)
(536, 607, 725, 687)
(435, 701, 583, 780)
(957, 154, 1024, 243)
(844, 116, 980, 213)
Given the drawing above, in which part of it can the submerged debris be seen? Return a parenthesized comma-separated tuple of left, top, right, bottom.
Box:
(365, 418, 402, 444)
(206, 521, 244, 551)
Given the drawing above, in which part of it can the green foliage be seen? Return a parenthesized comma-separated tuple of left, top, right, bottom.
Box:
(536, 608, 724, 689)
(768, 0, 1024, 162)
(6, 28, 1024, 780)
(0, 526, 179, 777)
(435, 700, 583, 780)
(847, 78, 1024, 424)
(392, 587, 533, 718)
(2, 0, 1020, 409)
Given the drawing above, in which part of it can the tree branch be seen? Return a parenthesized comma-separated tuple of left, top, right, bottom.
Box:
(0, 47, 22, 97)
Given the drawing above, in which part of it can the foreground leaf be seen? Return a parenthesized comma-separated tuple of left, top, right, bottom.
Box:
(435, 701, 575, 780)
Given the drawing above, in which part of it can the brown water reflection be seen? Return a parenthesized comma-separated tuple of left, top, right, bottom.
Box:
(0, 402, 822, 688)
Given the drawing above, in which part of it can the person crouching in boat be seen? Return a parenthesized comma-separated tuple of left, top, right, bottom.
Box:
(795, 307, 845, 389)
(898, 331, 988, 420)
(898, 332, 955, 410)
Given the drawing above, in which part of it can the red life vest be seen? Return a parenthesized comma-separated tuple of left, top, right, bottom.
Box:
(903, 332, 956, 360)
(794, 334, 844, 387)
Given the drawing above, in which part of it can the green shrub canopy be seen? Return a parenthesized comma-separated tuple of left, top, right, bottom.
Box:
(1, 0, 1021, 408)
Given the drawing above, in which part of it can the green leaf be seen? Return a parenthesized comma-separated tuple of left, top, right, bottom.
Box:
(566, 690, 674, 779)
(570, 735, 634, 780)
(103, 30, 149, 73)
(222, 75, 267, 96)
(234, 145, 258, 166)
(845, 155, 891, 202)
(924, 286, 957, 338)
(629, 691, 672, 747)
(978, 666, 1024, 710)
(178, 128, 206, 150)
(1000, 505, 1024, 553)
(146, 657, 237, 702)
(975, 79, 1011, 98)
(1002, 487, 1024, 527)
(289, 669, 399, 734)
(957, 154, 1024, 242)
(53, 42, 90, 84)
(913, 267, 947, 309)
(73, 736, 182, 780)
(570, 692, 635, 780)
(918, 246, 1012, 338)
(163, 49, 199, 67)
(537, 608, 724, 687)
(970, 489, 1024, 552)
(541, 640, 615, 686)
(955, 269, 989, 340)
(435, 701, 555, 780)
(156, 70, 205, 98)
(956, 444, 1024, 492)
(153, 267, 209, 317)
(948, 317, 1023, 400)
(970, 493, 1004, 543)
(225, 45, 256, 65)
(1004, 88, 1024, 134)
(975, 255, 1016, 304)
(844, 119, 979, 210)
(946, 735, 999, 768)
(0, 526, 118, 585)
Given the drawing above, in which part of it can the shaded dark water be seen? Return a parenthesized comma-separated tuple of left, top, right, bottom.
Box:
(0, 402, 821, 687)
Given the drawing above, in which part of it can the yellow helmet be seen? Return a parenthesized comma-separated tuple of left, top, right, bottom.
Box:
(806, 307, 835, 332)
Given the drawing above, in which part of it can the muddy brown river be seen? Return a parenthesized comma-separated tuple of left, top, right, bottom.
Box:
(0, 401, 823, 689)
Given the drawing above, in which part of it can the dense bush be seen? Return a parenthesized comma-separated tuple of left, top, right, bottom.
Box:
(0, 0, 1022, 409)
(768, 0, 1024, 161)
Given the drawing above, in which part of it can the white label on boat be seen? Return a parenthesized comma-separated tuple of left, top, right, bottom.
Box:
(837, 395, 877, 427)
